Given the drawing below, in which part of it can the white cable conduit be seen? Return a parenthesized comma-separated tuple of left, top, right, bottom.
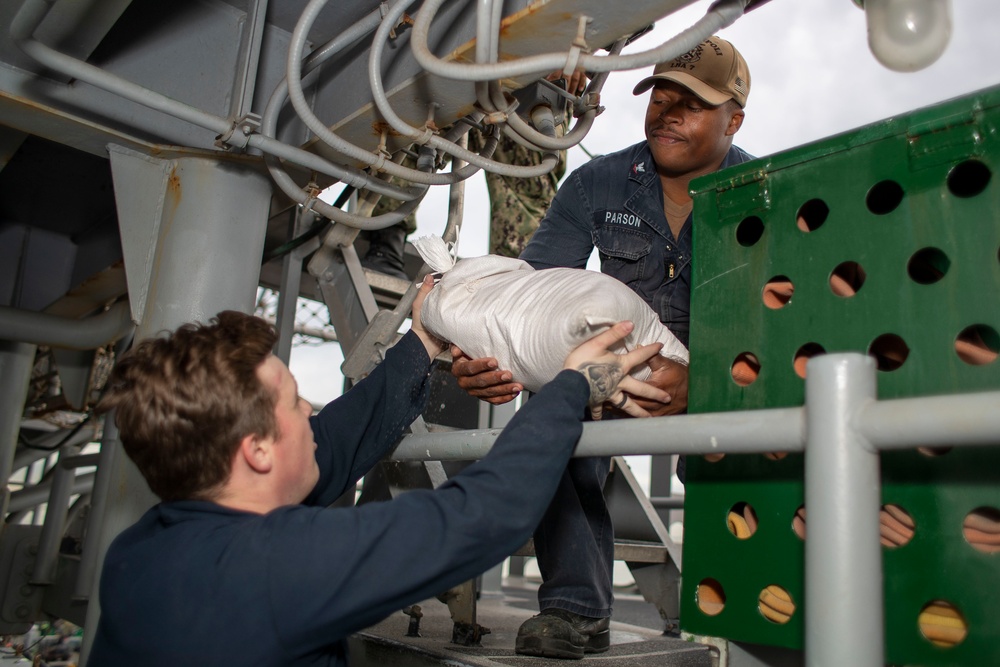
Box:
(471, 0, 598, 153)
(259, 7, 428, 201)
(366, 0, 560, 178)
(473, 0, 504, 114)
(7, 0, 418, 204)
(263, 74, 500, 230)
(282, 0, 498, 188)
(491, 81, 598, 152)
(411, 0, 748, 81)
(263, 147, 428, 230)
(11, 0, 735, 220)
(256, 4, 430, 229)
(258, 3, 498, 230)
(285, 0, 484, 185)
(489, 36, 624, 152)
(469, 0, 608, 153)
(285, 0, 553, 181)
(258, 5, 424, 202)
(263, 83, 500, 230)
(260, 1, 488, 228)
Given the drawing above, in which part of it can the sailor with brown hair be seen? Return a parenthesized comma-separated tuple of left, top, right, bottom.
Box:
(88, 275, 668, 667)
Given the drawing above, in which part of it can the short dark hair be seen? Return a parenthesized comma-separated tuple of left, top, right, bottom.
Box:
(98, 311, 279, 501)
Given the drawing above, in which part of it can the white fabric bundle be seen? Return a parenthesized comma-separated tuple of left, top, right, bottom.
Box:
(413, 236, 688, 393)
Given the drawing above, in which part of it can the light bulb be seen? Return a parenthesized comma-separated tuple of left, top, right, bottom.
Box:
(864, 0, 953, 72)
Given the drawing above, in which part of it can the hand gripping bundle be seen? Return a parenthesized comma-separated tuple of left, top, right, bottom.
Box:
(413, 236, 689, 393)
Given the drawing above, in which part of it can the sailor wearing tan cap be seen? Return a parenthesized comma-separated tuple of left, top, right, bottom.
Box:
(450, 37, 755, 659)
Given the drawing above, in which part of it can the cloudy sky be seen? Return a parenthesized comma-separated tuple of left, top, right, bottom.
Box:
(293, 0, 999, 405)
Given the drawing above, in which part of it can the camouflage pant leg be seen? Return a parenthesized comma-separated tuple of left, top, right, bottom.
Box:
(469, 130, 567, 258)
(367, 154, 418, 234)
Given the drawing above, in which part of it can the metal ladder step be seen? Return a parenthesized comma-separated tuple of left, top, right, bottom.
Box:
(513, 538, 671, 564)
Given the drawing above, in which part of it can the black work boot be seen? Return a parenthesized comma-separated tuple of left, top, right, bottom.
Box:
(515, 609, 611, 659)
(360, 224, 408, 280)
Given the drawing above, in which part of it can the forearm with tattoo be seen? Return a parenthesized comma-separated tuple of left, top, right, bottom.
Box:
(576, 362, 623, 405)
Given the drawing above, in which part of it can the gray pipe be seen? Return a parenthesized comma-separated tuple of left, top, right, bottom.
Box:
(10, 0, 231, 136)
(0, 300, 134, 350)
(7, 472, 95, 514)
(14, 424, 99, 465)
(392, 406, 806, 461)
(74, 416, 119, 600)
(1, 342, 36, 498)
(393, 386, 1000, 463)
(366, 0, 560, 177)
(859, 391, 1000, 449)
(804, 354, 883, 667)
(8, 0, 414, 201)
(411, 0, 748, 81)
(29, 453, 98, 585)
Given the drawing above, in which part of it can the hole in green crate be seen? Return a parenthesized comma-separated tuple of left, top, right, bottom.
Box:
(793, 342, 826, 379)
(830, 261, 866, 297)
(696, 578, 726, 616)
(704, 453, 726, 462)
(758, 585, 795, 624)
(866, 179, 905, 215)
(737, 216, 765, 247)
(907, 247, 950, 284)
(947, 159, 991, 198)
(918, 600, 968, 647)
(955, 324, 1000, 365)
(962, 506, 1000, 554)
(731, 352, 761, 386)
(727, 502, 759, 539)
(792, 506, 807, 540)
(796, 198, 829, 232)
(868, 334, 909, 371)
(762, 276, 794, 309)
(880, 504, 915, 548)
(763, 451, 788, 461)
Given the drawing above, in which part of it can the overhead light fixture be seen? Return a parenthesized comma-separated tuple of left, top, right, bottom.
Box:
(857, 0, 953, 72)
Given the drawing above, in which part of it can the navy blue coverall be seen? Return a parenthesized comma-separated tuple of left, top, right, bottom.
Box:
(520, 140, 754, 619)
(89, 331, 592, 667)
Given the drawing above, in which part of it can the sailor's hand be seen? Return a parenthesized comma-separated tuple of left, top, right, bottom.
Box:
(612, 355, 689, 418)
(450, 345, 522, 405)
(564, 321, 669, 420)
(411, 275, 447, 361)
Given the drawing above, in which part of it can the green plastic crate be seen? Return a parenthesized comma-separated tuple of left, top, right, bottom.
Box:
(681, 84, 1000, 665)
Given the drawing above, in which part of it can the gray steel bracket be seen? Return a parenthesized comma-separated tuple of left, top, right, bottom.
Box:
(0, 525, 43, 635)
(605, 456, 682, 628)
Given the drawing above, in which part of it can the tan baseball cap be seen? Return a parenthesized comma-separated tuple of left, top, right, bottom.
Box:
(632, 36, 751, 108)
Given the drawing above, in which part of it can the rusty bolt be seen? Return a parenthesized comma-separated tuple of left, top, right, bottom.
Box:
(402, 605, 423, 637)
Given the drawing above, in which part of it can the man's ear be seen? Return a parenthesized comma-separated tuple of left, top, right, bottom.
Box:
(726, 107, 745, 137)
(238, 433, 274, 474)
